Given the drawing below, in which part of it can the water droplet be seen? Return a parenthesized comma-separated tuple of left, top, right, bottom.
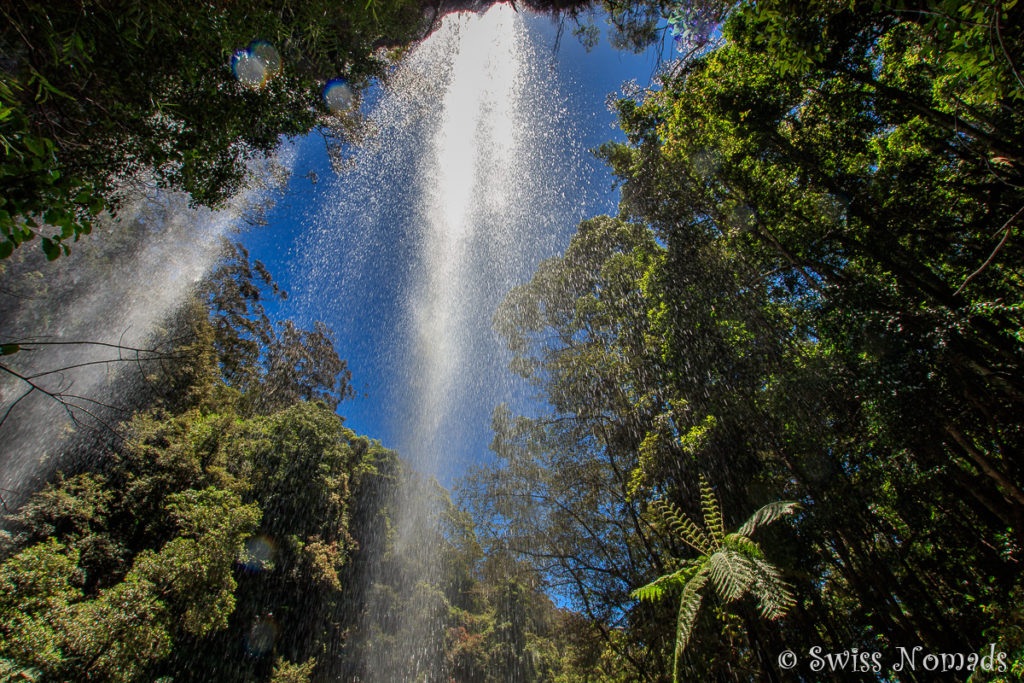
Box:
(232, 49, 266, 87)
(241, 534, 277, 572)
(245, 615, 278, 655)
(323, 78, 355, 113)
(248, 40, 281, 76)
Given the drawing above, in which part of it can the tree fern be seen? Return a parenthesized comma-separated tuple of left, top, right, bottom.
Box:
(649, 498, 714, 555)
(699, 476, 725, 545)
(631, 477, 799, 682)
(673, 566, 710, 682)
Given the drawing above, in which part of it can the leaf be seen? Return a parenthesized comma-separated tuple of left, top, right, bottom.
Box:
(708, 550, 754, 602)
(723, 533, 764, 559)
(0, 343, 20, 355)
(650, 498, 714, 555)
(631, 567, 690, 602)
(673, 566, 710, 682)
(747, 555, 796, 620)
(41, 237, 60, 261)
(736, 501, 799, 538)
(699, 475, 724, 545)
(23, 137, 46, 157)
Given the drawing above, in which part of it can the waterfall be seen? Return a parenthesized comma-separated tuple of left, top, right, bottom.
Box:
(399, 9, 527, 676)
(412, 5, 525, 473)
(0, 153, 294, 505)
(290, 4, 597, 481)
(282, 5, 598, 677)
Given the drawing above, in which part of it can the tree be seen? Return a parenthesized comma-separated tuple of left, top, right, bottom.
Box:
(566, 0, 1024, 675)
(200, 240, 354, 415)
(465, 5, 1024, 669)
(0, 489, 259, 682)
(0, 0, 424, 259)
(1, 230, 376, 680)
(605, 0, 1024, 534)
(2, 0, 632, 261)
(632, 479, 797, 682)
(463, 214, 764, 680)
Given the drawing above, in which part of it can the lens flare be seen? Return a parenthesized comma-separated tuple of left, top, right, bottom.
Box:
(232, 49, 266, 87)
(245, 614, 278, 655)
(323, 78, 355, 113)
(240, 535, 277, 572)
(248, 40, 281, 76)
(231, 41, 281, 88)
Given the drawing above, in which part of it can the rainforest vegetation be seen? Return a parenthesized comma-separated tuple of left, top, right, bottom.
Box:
(0, 217, 582, 681)
(2, 0, 1024, 681)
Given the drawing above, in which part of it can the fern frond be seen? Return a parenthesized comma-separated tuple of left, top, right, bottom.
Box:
(707, 549, 754, 603)
(650, 498, 714, 555)
(673, 566, 710, 683)
(631, 567, 689, 603)
(638, 489, 800, 683)
(736, 501, 799, 538)
(723, 533, 764, 559)
(699, 475, 725, 545)
(748, 555, 796, 620)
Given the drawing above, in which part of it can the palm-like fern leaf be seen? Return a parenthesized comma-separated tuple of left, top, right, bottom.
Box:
(673, 565, 710, 683)
(650, 498, 714, 555)
(699, 475, 725, 545)
(736, 500, 799, 538)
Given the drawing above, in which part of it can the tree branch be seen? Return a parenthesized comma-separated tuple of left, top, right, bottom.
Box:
(954, 203, 1024, 296)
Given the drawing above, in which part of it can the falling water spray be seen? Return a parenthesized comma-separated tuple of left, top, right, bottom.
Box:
(411, 5, 524, 472)
(387, 8, 529, 677)
(280, 5, 594, 677)
(0, 153, 294, 505)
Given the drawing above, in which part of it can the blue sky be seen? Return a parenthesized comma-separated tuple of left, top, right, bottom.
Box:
(241, 10, 672, 485)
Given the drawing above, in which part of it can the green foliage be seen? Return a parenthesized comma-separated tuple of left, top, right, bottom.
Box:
(0, 70, 105, 261)
(0, 236, 409, 680)
(969, 586, 1024, 682)
(632, 480, 797, 681)
(0, 539, 83, 673)
(0, 388, 373, 680)
(0, 485, 258, 681)
(0, 0, 423, 260)
(269, 657, 316, 683)
(467, 4, 1024, 678)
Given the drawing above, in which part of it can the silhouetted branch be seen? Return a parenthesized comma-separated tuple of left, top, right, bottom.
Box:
(0, 336, 192, 435)
(955, 204, 1024, 296)
(0, 362, 127, 439)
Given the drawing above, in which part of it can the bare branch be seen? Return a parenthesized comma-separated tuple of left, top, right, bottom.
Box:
(0, 335, 187, 437)
(954, 204, 1024, 296)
